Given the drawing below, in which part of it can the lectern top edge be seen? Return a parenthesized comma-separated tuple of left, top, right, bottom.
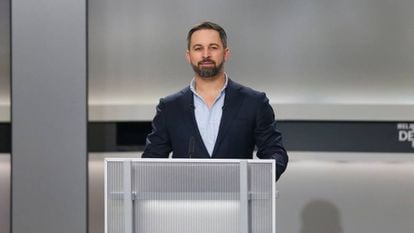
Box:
(104, 157, 276, 165)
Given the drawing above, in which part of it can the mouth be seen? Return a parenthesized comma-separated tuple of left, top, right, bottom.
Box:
(199, 60, 215, 67)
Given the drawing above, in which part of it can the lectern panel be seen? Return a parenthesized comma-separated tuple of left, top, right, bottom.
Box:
(249, 163, 275, 233)
(133, 161, 241, 233)
(106, 161, 126, 233)
(105, 159, 275, 233)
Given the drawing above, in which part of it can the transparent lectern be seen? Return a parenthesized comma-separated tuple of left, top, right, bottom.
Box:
(105, 159, 276, 233)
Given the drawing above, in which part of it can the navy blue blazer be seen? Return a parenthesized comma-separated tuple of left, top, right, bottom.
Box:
(142, 79, 288, 180)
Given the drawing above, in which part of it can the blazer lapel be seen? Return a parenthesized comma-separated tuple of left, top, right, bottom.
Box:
(180, 88, 210, 157)
(211, 80, 244, 157)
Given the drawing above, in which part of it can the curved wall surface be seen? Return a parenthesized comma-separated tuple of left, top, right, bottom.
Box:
(88, 0, 414, 121)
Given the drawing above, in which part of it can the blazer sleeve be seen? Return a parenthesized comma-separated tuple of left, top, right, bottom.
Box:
(254, 93, 288, 181)
(142, 99, 172, 158)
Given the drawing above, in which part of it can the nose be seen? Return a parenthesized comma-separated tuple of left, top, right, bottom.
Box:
(202, 48, 211, 59)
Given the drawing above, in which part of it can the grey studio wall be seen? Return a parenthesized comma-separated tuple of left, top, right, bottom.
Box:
(0, 0, 9, 122)
(0, 0, 10, 232)
(88, 1, 414, 233)
(2, 0, 414, 233)
(88, 0, 414, 121)
(11, 0, 87, 233)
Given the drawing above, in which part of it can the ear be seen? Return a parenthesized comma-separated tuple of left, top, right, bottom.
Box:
(185, 50, 191, 63)
(224, 48, 230, 62)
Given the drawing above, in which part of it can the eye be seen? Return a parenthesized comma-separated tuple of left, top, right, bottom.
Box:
(192, 45, 203, 51)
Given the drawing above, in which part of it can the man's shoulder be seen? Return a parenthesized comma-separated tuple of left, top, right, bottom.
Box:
(160, 86, 191, 104)
(229, 79, 267, 100)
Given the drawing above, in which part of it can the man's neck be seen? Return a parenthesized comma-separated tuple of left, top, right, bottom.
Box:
(194, 72, 226, 94)
(193, 72, 227, 109)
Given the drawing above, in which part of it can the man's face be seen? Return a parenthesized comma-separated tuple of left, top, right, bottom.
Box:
(186, 29, 229, 78)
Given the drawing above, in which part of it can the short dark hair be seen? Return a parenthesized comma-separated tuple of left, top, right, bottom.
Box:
(187, 21, 227, 49)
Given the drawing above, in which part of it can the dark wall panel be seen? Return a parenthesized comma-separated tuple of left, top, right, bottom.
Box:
(0, 123, 10, 153)
(88, 121, 414, 153)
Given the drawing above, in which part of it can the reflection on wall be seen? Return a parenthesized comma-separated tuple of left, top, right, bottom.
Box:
(0, 0, 10, 122)
(89, 0, 414, 121)
(300, 200, 343, 233)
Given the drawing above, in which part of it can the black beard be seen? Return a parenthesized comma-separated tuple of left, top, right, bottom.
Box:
(191, 61, 224, 78)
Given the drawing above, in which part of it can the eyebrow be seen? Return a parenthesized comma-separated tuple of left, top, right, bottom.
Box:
(192, 43, 221, 48)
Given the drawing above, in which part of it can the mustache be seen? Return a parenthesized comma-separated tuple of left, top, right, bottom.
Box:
(198, 59, 216, 66)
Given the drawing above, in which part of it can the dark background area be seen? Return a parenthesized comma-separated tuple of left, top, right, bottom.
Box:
(87, 121, 414, 153)
(2, 121, 411, 153)
(0, 123, 10, 153)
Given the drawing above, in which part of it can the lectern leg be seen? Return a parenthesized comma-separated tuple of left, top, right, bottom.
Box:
(123, 160, 133, 233)
(239, 160, 249, 233)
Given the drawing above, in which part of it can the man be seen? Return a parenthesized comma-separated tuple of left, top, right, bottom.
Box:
(142, 21, 288, 180)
